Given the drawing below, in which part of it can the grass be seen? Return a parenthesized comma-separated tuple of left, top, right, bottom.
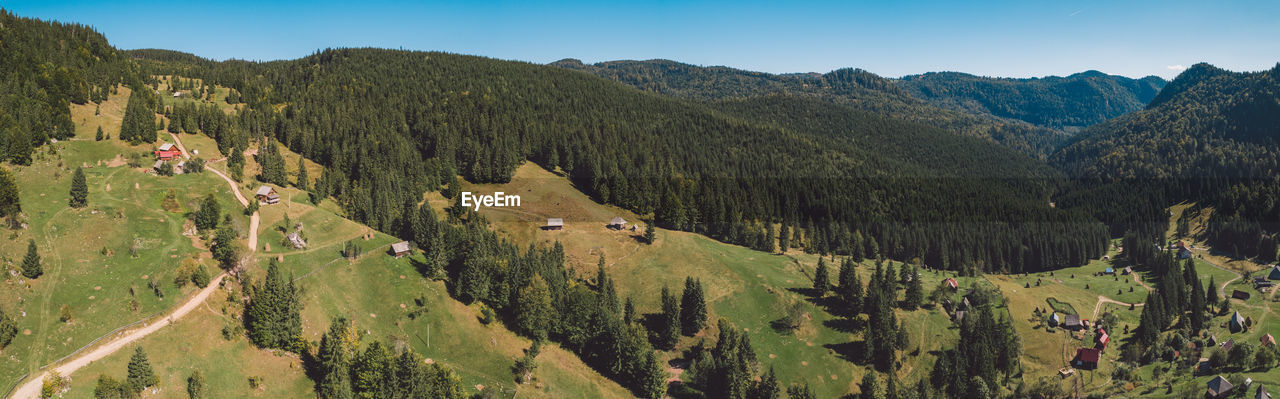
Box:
(1046, 298, 1079, 316)
(56, 190, 631, 398)
(0, 138, 240, 390)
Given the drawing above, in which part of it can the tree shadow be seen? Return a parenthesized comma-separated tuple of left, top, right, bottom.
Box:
(822, 317, 860, 334)
(823, 341, 867, 365)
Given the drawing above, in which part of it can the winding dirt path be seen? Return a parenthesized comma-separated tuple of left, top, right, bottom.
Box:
(1092, 295, 1144, 320)
(10, 138, 259, 399)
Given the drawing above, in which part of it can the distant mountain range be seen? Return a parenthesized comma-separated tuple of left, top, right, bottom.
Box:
(552, 59, 1167, 157)
(898, 70, 1166, 130)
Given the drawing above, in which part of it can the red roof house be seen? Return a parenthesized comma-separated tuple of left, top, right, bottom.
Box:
(944, 277, 959, 290)
(154, 143, 181, 160)
(1073, 348, 1101, 370)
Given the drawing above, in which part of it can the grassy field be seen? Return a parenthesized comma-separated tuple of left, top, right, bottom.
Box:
(0, 136, 241, 391)
(56, 188, 630, 398)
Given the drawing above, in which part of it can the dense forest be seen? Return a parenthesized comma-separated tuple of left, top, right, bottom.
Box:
(898, 71, 1165, 130)
(551, 58, 1071, 157)
(124, 48, 1107, 274)
(0, 10, 138, 165)
(1052, 63, 1280, 260)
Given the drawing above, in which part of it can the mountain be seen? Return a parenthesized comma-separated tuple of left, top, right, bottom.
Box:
(1052, 63, 1279, 179)
(1050, 62, 1280, 257)
(551, 58, 1071, 157)
(0, 9, 139, 164)
(128, 48, 1104, 274)
(897, 70, 1166, 130)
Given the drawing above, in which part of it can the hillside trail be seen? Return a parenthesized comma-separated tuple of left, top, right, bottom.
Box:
(1092, 296, 1144, 321)
(10, 136, 258, 399)
(1193, 251, 1242, 300)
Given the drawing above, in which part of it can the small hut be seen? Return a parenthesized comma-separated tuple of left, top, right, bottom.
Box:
(1208, 375, 1235, 399)
(256, 186, 280, 204)
(390, 241, 411, 258)
(1231, 311, 1247, 333)
(608, 217, 627, 230)
(544, 218, 564, 231)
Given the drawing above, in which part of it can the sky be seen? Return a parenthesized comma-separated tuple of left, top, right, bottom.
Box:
(5, 0, 1279, 80)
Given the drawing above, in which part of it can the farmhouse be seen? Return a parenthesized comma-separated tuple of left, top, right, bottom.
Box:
(255, 186, 280, 204)
(608, 216, 627, 229)
(1207, 375, 1234, 399)
(390, 241, 411, 258)
(544, 218, 564, 230)
(285, 232, 307, 249)
(1233, 290, 1251, 300)
(1258, 385, 1272, 399)
(1048, 313, 1060, 327)
(1269, 266, 1280, 280)
(1231, 311, 1247, 333)
(1123, 266, 1133, 275)
(1072, 347, 1100, 370)
(154, 143, 181, 160)
(1063, 314, 1083, 330)
(943, 277, 958, 291)
(1255, 276, 1273, 288)
(1095, 329, 1110, 351)
(1261, 333, 1275, 347)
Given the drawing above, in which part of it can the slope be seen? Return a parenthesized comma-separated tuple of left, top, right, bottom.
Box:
(551, 58, 1071, 157)
(898, 70, 1165, 130)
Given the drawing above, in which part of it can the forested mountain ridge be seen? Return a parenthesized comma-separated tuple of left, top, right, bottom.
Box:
(897, 70, 1166, 130)
(0, 9, 139, 165)
(1050, 62, 1280, 259)
(552, 58, 1071, 157)
(126, 48, 1106, 274)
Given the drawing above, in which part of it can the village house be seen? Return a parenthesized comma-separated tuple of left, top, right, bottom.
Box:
(1231, 311, 1247, 333)
(544, 218, 564, 231)
(1233, 290, 1252, 300)
(152, 160, 166, 173)
(1063, 314, 1084, 331)
(1048, 313, 1061, 327)
(1095, 328, 1110, 351)
(1207, 375, 1234, 399)
(608, 216, 627, 230)
(390, 241, 411, 258)
(1269, 265, 1280, 280)
(1123, 266, 1133, 275)
(1103, 267, 1115, 275)
(943, 277, 959, 291)
(1258, 384, 1272, 399)
(255, 186, 280, 205)
(1261, 333, 1275, 347)
(154, 143, 181, 160)
(1072, 347, 1101, 370)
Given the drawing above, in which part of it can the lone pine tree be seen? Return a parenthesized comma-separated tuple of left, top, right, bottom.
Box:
(21, 239, 42, 279)
(68, 167, 87, 208)
(126, 346, 158, 393)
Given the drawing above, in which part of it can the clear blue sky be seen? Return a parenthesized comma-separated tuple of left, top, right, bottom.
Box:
(5, 0, 1278, 79)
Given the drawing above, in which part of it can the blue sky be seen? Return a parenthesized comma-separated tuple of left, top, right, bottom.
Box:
(5, 0, 1278, 79)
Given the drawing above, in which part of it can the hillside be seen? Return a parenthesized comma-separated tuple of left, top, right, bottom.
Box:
(898, 71, 1166, 130)
(551, 58, 1071, 157)
(1051, 62, 1280, 259)
(126, 48, 1107, 275)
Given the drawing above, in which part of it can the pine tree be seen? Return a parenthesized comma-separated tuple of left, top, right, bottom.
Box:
(860, 371, 881, 399)
(813, 258, 830, 297)
(211, 225, 238, 270)
(0, 167, 20, 218)
(0, 309, 17, 349)
(68, 167, 88, 208)
(9, 130, 32, 165)
(624, 296, 636, 325)
(352, 341, 393, 399)
(318, 318, 355, 399)
(195, 194, 220, 231)
(187, 370, 206, 399)
(750, 366, 781, 399)
(778, 223, 790, 252)
(681, 277, 708, 336)
(659, 285, 681, 349)
(1206, 276, 1218, 309)
(516, 274, 555, 340)
(296, 156, 310, 191)
(636, 350, 667, 399)
(126, 346, 158, 393)
(904, 266, 923, 310)
(95, 126, 104, 141)
(644, 220, 656, 244)
(21, 239, 42, 279)
(246, 260, 303, 351)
